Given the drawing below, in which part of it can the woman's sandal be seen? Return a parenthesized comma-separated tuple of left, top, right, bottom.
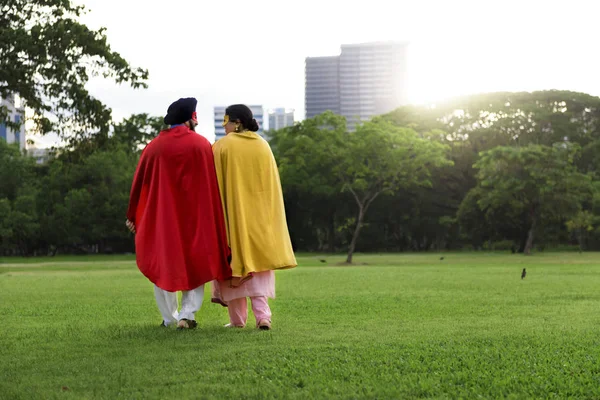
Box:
(224, 323, 245, 328)
(257, 319, 271, 330)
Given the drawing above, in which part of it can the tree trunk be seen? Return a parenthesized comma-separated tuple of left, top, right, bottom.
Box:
(524, 227, 535, 255)
(345, 188, 382, 264)
(346, 207, 365, 264)
(524, 208, 537, 255)
(327, 210, 336, 253)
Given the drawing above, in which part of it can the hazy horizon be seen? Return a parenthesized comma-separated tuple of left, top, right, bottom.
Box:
(29, 0, 600, 148)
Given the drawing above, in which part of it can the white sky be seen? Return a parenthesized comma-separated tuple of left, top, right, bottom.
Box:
(32, 0, 600, 147)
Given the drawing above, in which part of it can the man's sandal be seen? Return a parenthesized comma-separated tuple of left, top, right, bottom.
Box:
(177, 319, 198, 330)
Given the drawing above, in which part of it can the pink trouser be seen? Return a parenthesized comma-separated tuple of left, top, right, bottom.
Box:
(228, 296, 271, 327)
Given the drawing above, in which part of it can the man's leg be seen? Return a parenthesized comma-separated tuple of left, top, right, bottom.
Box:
(178, 284, 204, 328)
(154, 285, 178, 326)
(227, 297, 248, 327)
(251, 296, 272, 330)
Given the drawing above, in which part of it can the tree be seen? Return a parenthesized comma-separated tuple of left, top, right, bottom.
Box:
(36, 138, 138, 254)
(384, 91, 600, 149)
(457, 188, 492, 250)
(0, 140, 40, 255)
(0, 0, 148, 136)
(8, 187, 41, 255)
(473, 144, 593, 254)
(0, 199, 13, 253)
(338, 118, 452, 263)
(51, 113, 162, 165)
(566, 211, 597, 252)
(112, 114, 164, 153)
(273, 114, 452, 259)
(384, 92, 600, 252)
(384, 91, 600, 216)
(272, 112, 347, 252)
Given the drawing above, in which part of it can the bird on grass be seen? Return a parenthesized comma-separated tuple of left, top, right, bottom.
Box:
(521, 268, 526, 279)
(320, 259, 327, 263)
(440, 257, 445, 261)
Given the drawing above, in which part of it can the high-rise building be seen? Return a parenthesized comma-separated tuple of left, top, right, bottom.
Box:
(214, 106, 227, 141)
(214, 105, 264, 141)
(0, 95, 25, 150)
(268, 108, 295, 130)
(305, 56, 340, 119)
(305, 41, 408, 129)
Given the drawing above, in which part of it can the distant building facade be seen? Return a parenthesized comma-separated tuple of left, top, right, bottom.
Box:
(305, 41, 409, 130)
(0, 94, 25, 150)
(268, 108, 295, 130)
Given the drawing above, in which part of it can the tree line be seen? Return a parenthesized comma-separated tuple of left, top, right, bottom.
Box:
(273, 91, 600, 259)
(1, 90, 600, 259)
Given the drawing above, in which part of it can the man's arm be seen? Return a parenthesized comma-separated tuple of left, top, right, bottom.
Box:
(126, 148, 149, 233)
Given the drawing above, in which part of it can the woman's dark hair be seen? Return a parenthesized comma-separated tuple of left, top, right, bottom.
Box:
(225, 104, 259, 132)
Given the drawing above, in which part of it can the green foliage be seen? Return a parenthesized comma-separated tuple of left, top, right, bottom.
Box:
(0, 139, 36, 201)
(476, 144, 591, 215)
(2, 89, 600, 255)
(381, 90, 600, 254)
(0, 115, 148, 255)
(342, 118, 452, 197)
(566, 210, 599, 251)
(112, 113, 165, 152)
(272, 91, 600, 255)
(385, 90, 600, 148)
(566, 210, 597, 234)
(272, 114, 452, 262)
(471, 144, 593, 253)
(0, 0, 148, 135)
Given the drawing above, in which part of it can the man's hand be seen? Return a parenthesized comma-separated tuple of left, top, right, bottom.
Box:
(125, 219, 136, 234)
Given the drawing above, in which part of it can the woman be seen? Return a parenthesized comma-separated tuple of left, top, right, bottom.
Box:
(211, 104, 297, 330)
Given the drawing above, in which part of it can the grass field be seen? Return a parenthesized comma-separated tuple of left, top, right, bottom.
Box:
(1, 253, 600, 399)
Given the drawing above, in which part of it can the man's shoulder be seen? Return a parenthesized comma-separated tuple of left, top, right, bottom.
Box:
(177, 130, 211, 150)
(145, 129, 211, 153)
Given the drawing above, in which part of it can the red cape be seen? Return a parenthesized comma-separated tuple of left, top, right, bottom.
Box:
(126, 126, 231, 291)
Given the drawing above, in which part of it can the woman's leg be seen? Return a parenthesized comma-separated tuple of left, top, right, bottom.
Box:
(227, 297, 248, 327)
(250, 296, 272, 329)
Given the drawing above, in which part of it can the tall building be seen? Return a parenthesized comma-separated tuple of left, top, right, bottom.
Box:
(0, 95, 25, 150)
(268, 108, 295, 130)
(305, 56, 340, 119)
(305, 41, 408, 129)
(214, 105, 264, 141)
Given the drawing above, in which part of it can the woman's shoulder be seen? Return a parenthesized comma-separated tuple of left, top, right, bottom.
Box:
(212, 135, 231, 151)
(214, 131, 272, 151)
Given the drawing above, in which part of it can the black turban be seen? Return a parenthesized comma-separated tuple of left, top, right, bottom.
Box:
(164, 97, 198, 125)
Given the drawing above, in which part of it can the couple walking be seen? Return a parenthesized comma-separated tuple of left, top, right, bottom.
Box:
(125, 97, 296, 330)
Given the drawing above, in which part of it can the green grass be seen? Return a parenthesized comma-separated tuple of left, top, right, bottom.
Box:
(0, 253, 136, 265)
(1, 253, 600, 399)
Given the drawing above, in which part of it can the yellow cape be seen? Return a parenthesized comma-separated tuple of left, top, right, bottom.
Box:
(213, 131, 297, 278)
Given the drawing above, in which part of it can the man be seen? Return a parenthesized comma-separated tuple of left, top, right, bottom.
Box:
(126, 97, 231, 329)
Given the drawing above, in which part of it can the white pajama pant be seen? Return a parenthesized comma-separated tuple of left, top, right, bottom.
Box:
(154, 284, 204, 326)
